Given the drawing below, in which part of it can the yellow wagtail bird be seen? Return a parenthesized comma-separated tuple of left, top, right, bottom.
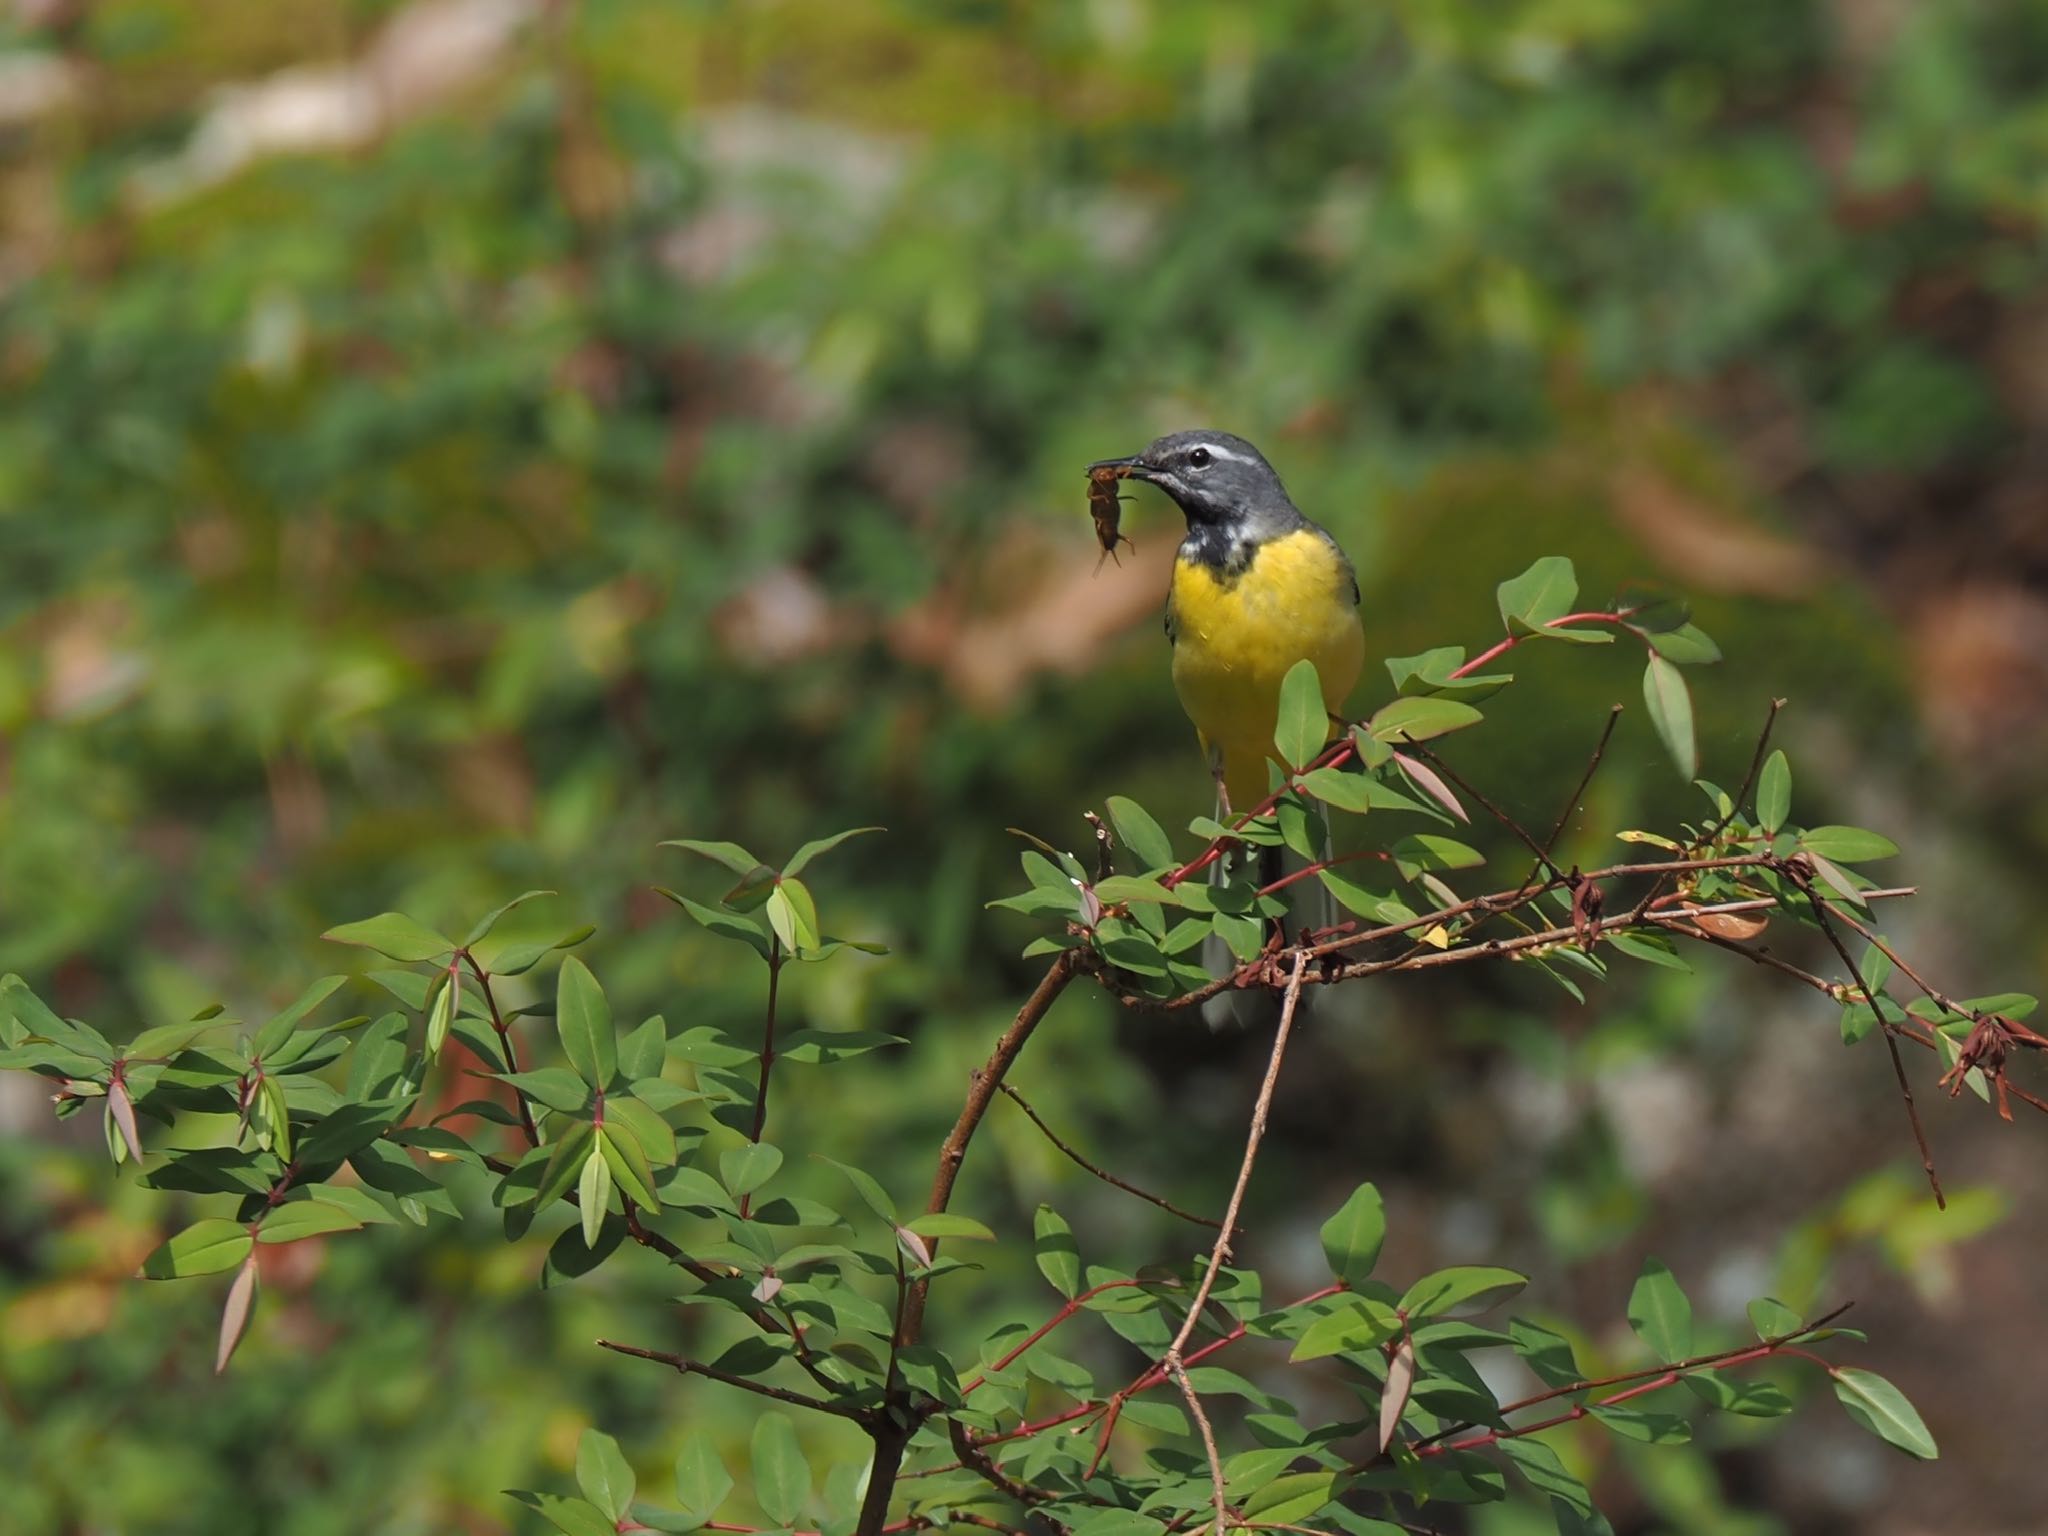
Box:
(1089, 431, 1365, 819)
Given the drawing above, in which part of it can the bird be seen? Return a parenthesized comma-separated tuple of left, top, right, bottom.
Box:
(1089, 430, 1364, 818)
(1089, 431, 1363, 1024)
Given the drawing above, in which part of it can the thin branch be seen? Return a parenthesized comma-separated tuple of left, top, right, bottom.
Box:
(1408, 743, 1564, 882)
(1802, 887, 1944, 1208)
(1541, 703, 1625, 861)
(740, 937, 784, 1219)
(1627, 697, 1783, 923)
(464, 953, 540, 1148)
(998, 1082, 1223, 1231)
(1164, 952, 1308, 1536)
(1446, 611, 1633, 680)
(957, 1278, 1151, 1398)
(596, 1338, 864, 1418)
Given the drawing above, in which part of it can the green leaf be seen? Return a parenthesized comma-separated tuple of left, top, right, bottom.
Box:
(1496, 556, 1577, 633)
(766, 882, 822, 954)
(1756, 750, 1791, 834)
(674, 1431, 734, 1521)
(655, 888, 774, 961)
(576, 1428, 636, 1523)
(599, 1121, 663, 1208)
(1646, 623, 1722, 664)
(660, 839, 761, 876)
(1318, 1182, 1386, 1287)
(1366, 696, 1484, 744)
(618, 1015, 669, 1081)
(1242, 1471, 1340, 1525)
(905, 1212, 995, 1242)
(322, 913, 454, 964)
(257, 1199, 365, 1244)
(497, 1067, 592, 1113)
(536, 1121, 597, 1212)
(1627, 1257, 1693, 1361)
(579, 1144, 613, 1247)
(1106, 796, 1175, 869)
(1399, 1266, 1527, 1319)
(141, 1218, 253, 1279)
(816, 1156, 896, 1224)
(1605, 931, 1691, 971)
(1289, 1295, 1401, 1361)
(556, 957, 616, 1090)
(1298, 765, 1375, 813)
(1833, 1368, 1938, 1458)
(251, 975, 350, 1057)
(722, 864, 781, 912)
(1747, 1296, 1805, 1340)
(1642, 655, 1696, 777)
(1587, 1405, 1691, 1443)
(1798, 826, 1901, 863)
(606, 1096, 679, 1166)
(1033, 1206, 1079, 1297)
(1497, 1436, 1592, 1515)
(464, 890, 556, 948)
(510, 1492, 619, 1536)
(750, 1412, 812, 1527)
(720, 1142, 782, 1198)
(1508, 1318, 1583, 1387)
(784, 826, 883, 878)
(1274, 658, 1328, 770)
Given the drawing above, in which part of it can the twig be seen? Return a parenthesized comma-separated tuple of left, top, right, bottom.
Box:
(595, 1339, 863, 1418)
(998, 1082, 1224, 1231)
(740, 936, 784, 1219)
(1541, 704, 1625, 862)
(1163, 952, 1308, 1536)
(1801, 888, 1944, 1208)
(463, 953, 540, 1148)
(1409, 743, 1564, 881)
(1627, 698, 1783, 923)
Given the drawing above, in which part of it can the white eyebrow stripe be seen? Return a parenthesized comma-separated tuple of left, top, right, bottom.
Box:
(1197, 442, 1256, 465)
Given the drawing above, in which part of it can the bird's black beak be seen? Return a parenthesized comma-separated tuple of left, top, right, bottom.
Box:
(1087, 454, 1152, 482)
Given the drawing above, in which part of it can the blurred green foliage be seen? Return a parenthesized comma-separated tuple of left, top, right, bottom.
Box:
(3, 0, 2046, 1532)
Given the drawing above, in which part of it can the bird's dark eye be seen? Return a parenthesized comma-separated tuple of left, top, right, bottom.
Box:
(1187, 446, 1212, 469)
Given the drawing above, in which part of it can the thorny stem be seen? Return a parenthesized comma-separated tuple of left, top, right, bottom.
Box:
(1162, 953, 1308, 1536)
(998, 1083, 1224, 1231)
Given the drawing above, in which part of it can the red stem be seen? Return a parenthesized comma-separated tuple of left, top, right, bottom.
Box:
(1448, 611, 1631, 680)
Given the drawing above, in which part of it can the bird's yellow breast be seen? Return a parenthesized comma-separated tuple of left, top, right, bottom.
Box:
(1169, 528, 1364, 808)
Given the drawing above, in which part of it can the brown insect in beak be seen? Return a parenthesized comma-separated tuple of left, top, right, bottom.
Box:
(1087, 462, 1135, 570)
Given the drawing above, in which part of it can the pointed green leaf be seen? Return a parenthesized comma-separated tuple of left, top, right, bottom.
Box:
(556, 958, 616, 1089)
(784, 826, 884, 878)
(750, 1412, 812, 1527)
(599, 1119, 663, 1208)
(1399, 1266, 1528, 1320)
(464, 890, 556, 948)
(905, 1213, 995, 1242)
(816, 1156, 897, 1225)
(1033, 1205, 1079, 1298)
(579, 1143, 612, 1247)
(1756, 751, 1791, 834)
(1106, 797, 1175, 869)
(1497, 556, 1577, 634)
(1646, 623, 1721, 664)
(720, 1142, 783, 1198)
(1366, 697, 1483, 744)
(675, 1431, 734, 1521)
(660, 839, 761, 876)
(1798, 826, 1900, 863)
(576, 1428, 636, 1522)
(1318, 1182, 1386, 1286)
(141, 1218, 253, 1279)
(1642, 655, 1696, 777)
(322, 913, 454, 964)
(1274, 659, 1328, 770)
(1627, 1257, 1693, 1361)
(1833, 1368, 1937, 1458)
(258, 1199, 365, 1244)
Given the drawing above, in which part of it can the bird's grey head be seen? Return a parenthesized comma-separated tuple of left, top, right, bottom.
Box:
(1089, 430, 1295, 528)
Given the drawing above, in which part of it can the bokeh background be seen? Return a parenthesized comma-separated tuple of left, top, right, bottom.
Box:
(3, 1, 2046, 1532)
